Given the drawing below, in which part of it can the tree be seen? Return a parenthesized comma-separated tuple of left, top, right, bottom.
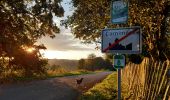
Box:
(87, 53, 96, 59)
(0, 0, 64, 77)
(78, 59, 85, 69)
(78, 55, 113, 71)
(65, 0, 170, 61)
(86, 54, 96, 70)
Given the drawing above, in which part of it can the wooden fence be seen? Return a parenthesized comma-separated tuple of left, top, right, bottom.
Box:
(122, 58, 170, 100)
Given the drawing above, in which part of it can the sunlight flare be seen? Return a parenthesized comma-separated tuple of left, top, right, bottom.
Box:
(26, 47, 35, 53)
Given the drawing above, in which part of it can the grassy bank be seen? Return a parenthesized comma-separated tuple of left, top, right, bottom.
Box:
(80, 72, 117, 100)
(80, 72, 128, 100)
(4, 68, 108, 84)
(7, 69, 94, 83)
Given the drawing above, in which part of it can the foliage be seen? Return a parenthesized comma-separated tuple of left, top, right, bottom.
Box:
(80, 72, 124, 100)
(0, 0, 64, 78)
(65, 0, 170, 61)
(78, 59, 86, 69)
(88, 53, 96, 59)
(78, 54, 114, 71)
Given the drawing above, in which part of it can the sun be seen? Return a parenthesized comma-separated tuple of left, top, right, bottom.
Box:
(26, 47, 35, 53)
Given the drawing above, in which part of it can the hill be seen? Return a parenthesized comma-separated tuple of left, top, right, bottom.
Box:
(47, 59, 78, 70)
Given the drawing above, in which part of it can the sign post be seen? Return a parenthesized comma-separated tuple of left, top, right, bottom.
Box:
(101, 27, 141, 100)
(113, 54, 125, 100)
(118, 68, 121, 100)
(101, 0, 141, 100)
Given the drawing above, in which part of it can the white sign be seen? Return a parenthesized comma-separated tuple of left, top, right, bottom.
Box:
(111, 0, 128, 24)
(101, 27, 142, 54)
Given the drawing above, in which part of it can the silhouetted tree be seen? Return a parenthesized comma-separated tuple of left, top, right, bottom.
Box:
(0, 0, 64, 77)
(78, 59, 85, 69)
(78, 54, 113, 71)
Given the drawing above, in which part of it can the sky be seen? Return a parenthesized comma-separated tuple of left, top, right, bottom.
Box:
(37, 0, 103, 60)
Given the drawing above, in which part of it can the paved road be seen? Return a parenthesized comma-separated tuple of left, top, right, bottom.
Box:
(0, 71, 112, 100)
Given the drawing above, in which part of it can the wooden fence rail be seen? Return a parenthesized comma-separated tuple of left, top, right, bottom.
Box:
(122, 58, 170, 100)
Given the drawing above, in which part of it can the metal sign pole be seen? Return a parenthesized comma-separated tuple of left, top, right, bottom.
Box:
(116, 53, 121, 100)
(114, 54, 123, 100)
(118, 68, 121, 100)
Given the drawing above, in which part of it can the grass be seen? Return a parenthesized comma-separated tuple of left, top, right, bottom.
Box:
(2, 67, 109, 84)
(12, 69, 94, 82)
(80, 72, 128, 100)
(47, 69, 95, 78)
(46, 67, 110, 78)
(0, 75, 46, 84)
(12, 76, 44, 81)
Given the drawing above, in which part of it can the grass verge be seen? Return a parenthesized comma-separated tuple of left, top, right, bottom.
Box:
(5, 69, 107, 84)
(12, 70, 94, 82)
(80, 72, 128, 100)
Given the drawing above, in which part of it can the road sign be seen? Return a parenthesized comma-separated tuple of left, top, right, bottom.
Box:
(111, 0, 128, 24)
(101, 27, 142, 54)
(114, 55, 125, 69)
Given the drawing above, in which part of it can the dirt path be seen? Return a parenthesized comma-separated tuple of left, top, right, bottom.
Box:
(0, 71, 112, 100)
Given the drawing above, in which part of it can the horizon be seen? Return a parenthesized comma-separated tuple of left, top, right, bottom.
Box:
(40, 50, 104, 60)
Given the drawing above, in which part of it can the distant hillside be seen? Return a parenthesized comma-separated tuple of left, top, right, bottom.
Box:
(47, 59, 78, 70)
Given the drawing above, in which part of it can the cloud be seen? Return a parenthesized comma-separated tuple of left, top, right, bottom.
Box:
(37, 0, 96, 52)
(37, 29, 95, 51)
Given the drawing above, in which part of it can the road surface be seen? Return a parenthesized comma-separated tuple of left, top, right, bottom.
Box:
(0, 71, 112, 100)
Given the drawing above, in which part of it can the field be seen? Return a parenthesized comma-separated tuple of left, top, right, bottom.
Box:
(47, 59, 78, 71)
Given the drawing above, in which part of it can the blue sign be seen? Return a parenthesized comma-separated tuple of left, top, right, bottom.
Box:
(111, 0, 128, 24)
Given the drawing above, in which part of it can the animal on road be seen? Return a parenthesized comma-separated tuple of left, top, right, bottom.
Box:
(76, 78, 84, 86)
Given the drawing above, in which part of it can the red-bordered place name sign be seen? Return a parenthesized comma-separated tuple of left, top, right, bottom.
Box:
(101, 27, 142, 54)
